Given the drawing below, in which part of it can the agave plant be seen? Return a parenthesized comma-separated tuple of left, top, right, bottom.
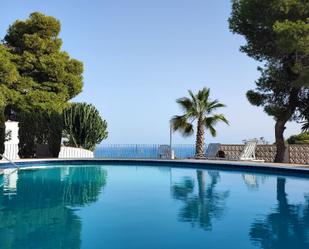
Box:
(171, 87, 229, 158)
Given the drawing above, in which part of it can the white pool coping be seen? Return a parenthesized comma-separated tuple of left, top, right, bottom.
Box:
(0, 158, 308, 175)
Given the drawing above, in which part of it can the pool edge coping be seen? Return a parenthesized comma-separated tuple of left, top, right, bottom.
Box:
(0, 158, 309, 176)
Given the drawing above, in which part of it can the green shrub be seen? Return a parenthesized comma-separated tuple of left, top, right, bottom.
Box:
(46, 112, 63, 157)
(18, 111, 63, 158)
(287, 132, 309, 144)
(18, 111, 36, 158)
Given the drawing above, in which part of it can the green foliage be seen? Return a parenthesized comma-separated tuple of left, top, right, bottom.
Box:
(0, 45, 19, 86)
(1, 12, 85, 158)
(18, 110, 63, 158)
(0, 44, 20, 108)
(171, 88, 229, 137)
(229, 0, 309, 162)
(63, 103, 108, 151)
(18, 112, 36, 158)
(287, 132, 309, 144)
(229, 0, 309, 61)
(0, 94, 5, 156)
(171, 88, 228, 157)
(229, 0, 309, 120)
(48, 113, 63, 157)
(3, 12, 84, 114)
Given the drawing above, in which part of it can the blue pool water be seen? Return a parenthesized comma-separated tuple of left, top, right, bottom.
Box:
(0, 163, 309, 249)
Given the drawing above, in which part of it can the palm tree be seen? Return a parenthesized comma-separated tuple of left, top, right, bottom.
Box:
(171, 87, 229, 158)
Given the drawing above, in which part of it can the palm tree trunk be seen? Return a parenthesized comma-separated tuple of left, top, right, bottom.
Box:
(274, 119, 287, 163)
(197, 170, 205, 199)
(195, 118, 205, 158)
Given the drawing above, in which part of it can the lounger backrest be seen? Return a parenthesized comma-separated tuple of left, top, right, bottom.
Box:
(205, 143, 221, 158)
(240, 141, 257, 160)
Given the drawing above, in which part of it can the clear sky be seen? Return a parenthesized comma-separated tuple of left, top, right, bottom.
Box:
(0, 0, 301, 145)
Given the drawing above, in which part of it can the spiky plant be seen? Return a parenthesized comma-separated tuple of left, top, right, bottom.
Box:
(63, 103, 108, 151)
(171, 87, 229, 158)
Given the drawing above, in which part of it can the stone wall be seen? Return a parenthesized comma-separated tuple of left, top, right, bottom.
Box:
(289, 145, 309, 165)
(219, 144, 309, 165)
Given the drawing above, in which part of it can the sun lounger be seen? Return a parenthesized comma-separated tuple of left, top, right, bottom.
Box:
(239, 140, 264, 162)
(205, 143, 221, 159)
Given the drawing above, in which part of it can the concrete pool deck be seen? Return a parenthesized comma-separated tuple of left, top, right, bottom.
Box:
(0, 158, 309, 176)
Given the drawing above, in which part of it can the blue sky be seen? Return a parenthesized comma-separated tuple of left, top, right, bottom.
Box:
(0, 0, 301, 144)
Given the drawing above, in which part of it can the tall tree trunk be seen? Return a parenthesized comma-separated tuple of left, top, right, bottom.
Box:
(274, 119, 287, 163)
(195, 118, 205, 158)
(273, 87, 299, 163)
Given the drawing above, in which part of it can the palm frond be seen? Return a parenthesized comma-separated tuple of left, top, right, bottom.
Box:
(196, 88, 210, 113)
(188, 90, 197, 107)
(208, 124, 217, 137)
(170, 115, 194, 137)
(213, 114, 229, 125)
(172, 87, 228, 139)
(205, 114, 229, 126)
(204, 114, 229, 137)
(206, 100, 226, 113)
(197, 87, 210, 102)
(176, 97, 193, 112)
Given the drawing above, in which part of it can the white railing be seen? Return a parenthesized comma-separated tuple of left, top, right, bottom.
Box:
(58, 146, 94, 158)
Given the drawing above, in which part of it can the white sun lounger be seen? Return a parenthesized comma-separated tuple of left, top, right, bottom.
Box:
(240, 140, 264, 162)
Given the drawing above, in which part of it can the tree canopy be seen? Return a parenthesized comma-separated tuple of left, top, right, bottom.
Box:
(0, 44, 19, 105)
(3, 12, 84, 114)
(229, 0, 309, 162)
(0, 12, 87, 158)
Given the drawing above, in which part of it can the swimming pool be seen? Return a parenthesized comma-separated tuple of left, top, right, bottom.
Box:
(0, 161, 309, 249)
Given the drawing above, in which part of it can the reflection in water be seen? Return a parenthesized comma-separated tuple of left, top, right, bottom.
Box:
(172, 170, 229, 230)
(242, 174, 268, 190)
(0, 167, 107, 249)
(250, 178, 309, 249)
(2, 169, 19, 198)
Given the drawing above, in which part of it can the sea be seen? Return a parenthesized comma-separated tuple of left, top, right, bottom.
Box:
(94, 144, 196, 159)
